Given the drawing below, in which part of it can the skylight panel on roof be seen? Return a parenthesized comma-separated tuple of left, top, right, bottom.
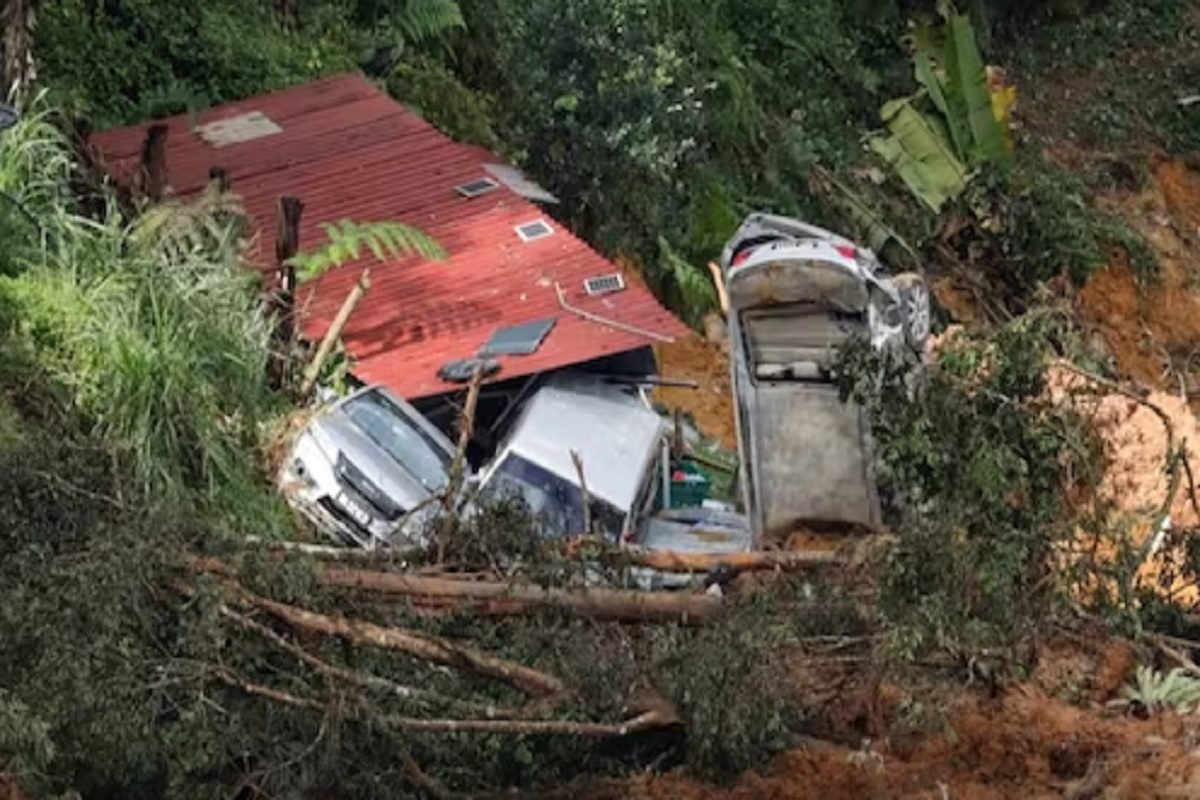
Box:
(484, 163, 559, 204)
(479, 318, 557, 356)
(197, 111, 282, 148)
(515, 219, 553, 242)
(583, 273, 625, 296)
(455, 177, 501, 198)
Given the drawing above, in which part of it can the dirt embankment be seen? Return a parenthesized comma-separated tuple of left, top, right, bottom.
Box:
(652, 322, 737, 451)
(572, 637, 1200, 800)
(1079, 158, 1200, 394)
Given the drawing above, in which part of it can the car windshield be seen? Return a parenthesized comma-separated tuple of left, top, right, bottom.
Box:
(483, 452, 625, 540)
(342, 390, 452, 491)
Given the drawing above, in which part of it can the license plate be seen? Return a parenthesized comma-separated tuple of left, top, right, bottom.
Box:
(336, 492, 372, 528)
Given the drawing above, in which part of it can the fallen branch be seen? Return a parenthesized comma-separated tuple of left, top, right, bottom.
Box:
(237, 588, 565, 697)
(570, 450, 592, 537)
(213, 668, 675, 737)
(240, 536, 423, 562)
(318, 568, 722, 623)
(219, 606, 520, 717)
(400, 751, 452, 800)
(300, 268, 371, 397)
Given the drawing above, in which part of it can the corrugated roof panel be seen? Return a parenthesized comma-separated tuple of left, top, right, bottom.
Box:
(91, 73, 689, 399)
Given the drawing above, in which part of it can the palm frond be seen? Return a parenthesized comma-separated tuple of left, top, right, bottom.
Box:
(287, 218, 446, 281)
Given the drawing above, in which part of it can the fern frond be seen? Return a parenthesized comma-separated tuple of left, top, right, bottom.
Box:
(397, 0, 465, 45)
(288, 218, 445, 281)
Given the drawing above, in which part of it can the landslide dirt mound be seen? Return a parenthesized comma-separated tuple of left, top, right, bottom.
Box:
(653, 330, 736, 451)
(583, 689, 1199, 800)
(1079, 158, 1200, 394)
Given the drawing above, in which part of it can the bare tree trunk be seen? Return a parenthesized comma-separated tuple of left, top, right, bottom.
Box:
(300, 269, 370, 397)
(271, 196, 304, 390)
(1, 0, 37, 98)
(135, 124, 169, 203)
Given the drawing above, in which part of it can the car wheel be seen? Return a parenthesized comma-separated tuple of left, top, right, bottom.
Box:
(892, 272, 931, 353)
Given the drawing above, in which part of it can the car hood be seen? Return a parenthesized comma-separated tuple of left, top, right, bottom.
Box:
(308, 409, 442, 513)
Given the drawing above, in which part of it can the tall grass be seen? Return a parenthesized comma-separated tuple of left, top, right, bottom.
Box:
(0, 96, 277, 505)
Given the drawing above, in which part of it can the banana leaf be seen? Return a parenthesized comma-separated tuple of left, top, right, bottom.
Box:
(913, 50, 967, 162)
(940, 14, 1009, 166)
(869, 98, 969, 213)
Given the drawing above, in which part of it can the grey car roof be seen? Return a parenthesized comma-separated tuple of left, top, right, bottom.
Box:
(499, 373, 665, 511)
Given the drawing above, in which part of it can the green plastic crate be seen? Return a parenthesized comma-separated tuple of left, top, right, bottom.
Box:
(668, 460, 711, 508)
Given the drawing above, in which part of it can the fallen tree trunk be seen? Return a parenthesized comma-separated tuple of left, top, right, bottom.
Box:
(193, 555, 722, 623)
(614, 548, 844, 574)
(319, 569, 723, 623)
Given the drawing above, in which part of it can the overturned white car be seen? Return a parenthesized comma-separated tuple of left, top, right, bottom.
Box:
(718, 213, 931, 539)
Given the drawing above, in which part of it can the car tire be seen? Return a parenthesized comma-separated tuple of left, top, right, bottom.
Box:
(892, 272, 931, 354)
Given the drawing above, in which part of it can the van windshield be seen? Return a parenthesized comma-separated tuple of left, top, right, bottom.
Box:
(483, 452, 625, 540)
(343, 389, 452, 492)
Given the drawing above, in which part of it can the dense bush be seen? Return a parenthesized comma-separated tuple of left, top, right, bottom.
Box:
(835, 317, 1103, 658)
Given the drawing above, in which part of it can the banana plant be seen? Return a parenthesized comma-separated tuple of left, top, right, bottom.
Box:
(868, 9, 1014, 213)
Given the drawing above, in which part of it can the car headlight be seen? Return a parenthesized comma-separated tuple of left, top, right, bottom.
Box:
(287, 457, 318, 489)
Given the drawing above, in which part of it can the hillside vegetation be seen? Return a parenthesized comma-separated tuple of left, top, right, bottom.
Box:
(1, 0, 1200, 798)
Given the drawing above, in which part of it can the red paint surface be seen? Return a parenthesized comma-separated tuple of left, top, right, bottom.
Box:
(91, 74, 688, 398)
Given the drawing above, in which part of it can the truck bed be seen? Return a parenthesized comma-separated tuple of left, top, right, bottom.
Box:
(745, 381, 882, 537)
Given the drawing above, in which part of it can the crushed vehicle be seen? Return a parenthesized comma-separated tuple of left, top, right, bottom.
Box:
(718, 212, 931, 542)
(471, 371, 753, 586)
(278, 384, 459, 550)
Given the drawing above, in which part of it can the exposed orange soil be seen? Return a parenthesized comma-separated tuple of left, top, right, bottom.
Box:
(653, 330, 737, 451)
(0, 776, 25, 800)
(575, 636, 1200, 800)
(1079, 159, 1200, 392)
(614, 256, 737, 450)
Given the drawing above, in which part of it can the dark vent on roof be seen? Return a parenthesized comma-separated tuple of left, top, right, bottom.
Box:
(455, 177, 501, 198)
(515, 219, 553, 242)
(583, 273, 625, 296)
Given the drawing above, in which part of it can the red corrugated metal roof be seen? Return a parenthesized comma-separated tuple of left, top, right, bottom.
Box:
(91, 73, 689, 399)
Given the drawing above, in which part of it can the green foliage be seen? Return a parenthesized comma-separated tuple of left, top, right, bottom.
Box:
(394, 0, 465, 46)
(287, 218, 446, 281)
(386, 55, 500, 148)
(0, 98, 282, 506)
(1120, 666, 1200, 715)
(835, 316, 1102, 657)
(869, 12, 1009, 213)
(938, 12, 1009, 166)
(652, 588, 800, 777)
(37, 0, 361, 126)
(870, 97, 970, 212)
